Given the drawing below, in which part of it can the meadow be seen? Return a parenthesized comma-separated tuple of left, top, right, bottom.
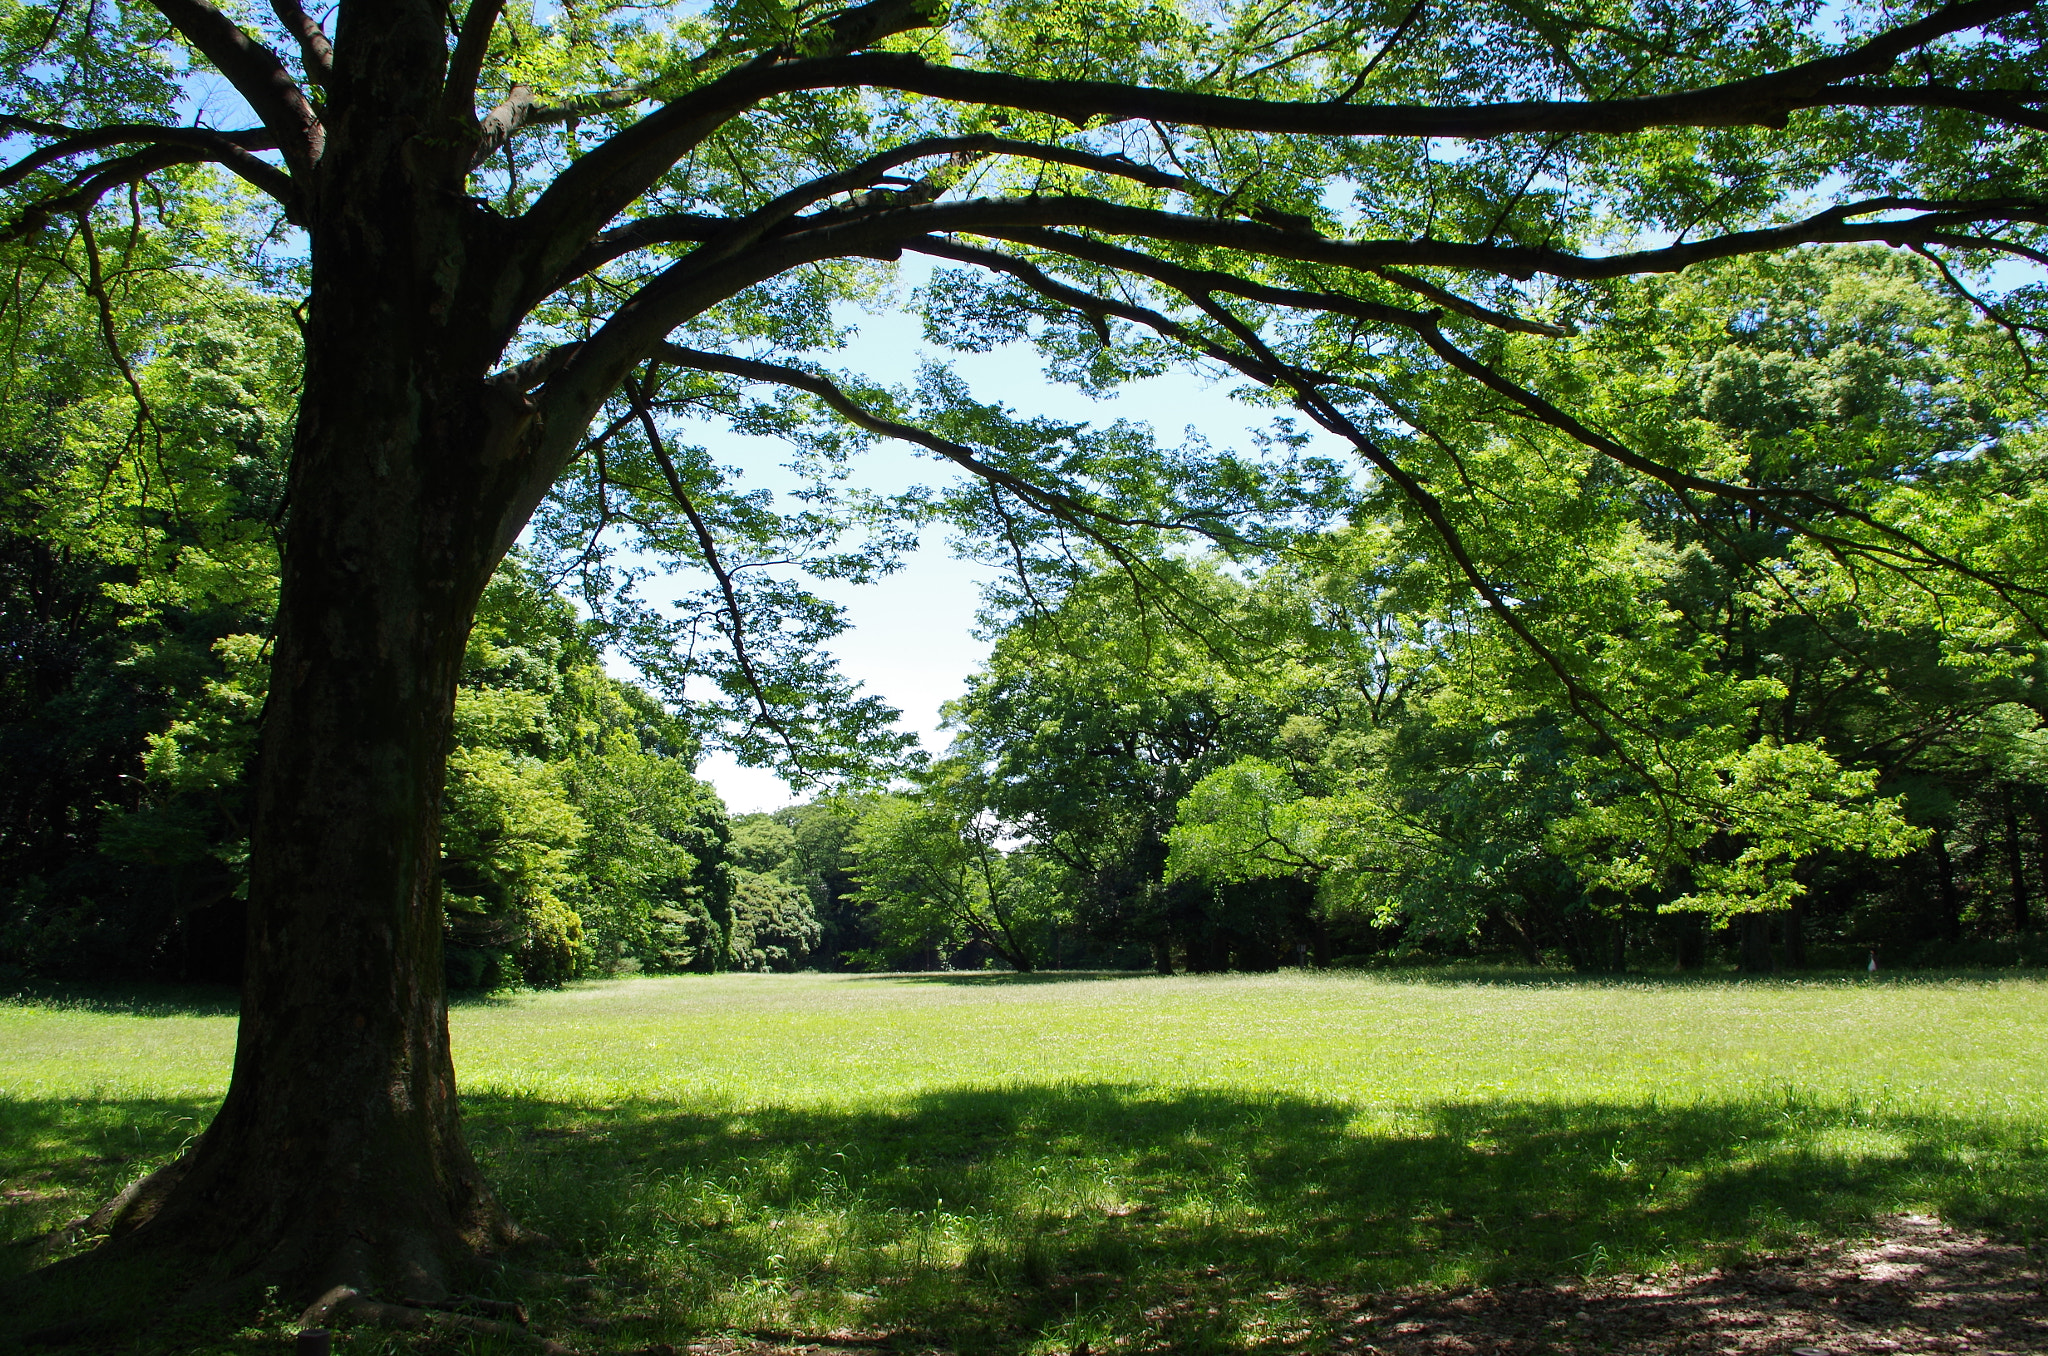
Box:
(5, 970, 2047, 1353)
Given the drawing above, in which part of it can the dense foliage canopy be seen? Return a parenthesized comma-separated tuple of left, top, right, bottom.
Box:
(0, 0, 2043, 1317)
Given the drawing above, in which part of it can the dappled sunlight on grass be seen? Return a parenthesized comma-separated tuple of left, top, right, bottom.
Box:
(471, 1084, 2048, 1352)
(5, 971, 2047, 1353)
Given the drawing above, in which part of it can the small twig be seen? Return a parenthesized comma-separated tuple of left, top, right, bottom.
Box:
(624, 368, 801, 761)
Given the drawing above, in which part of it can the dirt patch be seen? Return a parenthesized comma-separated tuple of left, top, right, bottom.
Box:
(1339, 1215, 2048, 1355)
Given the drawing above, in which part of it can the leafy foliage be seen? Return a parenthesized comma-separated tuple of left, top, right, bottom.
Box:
(0, 259, 736, 986)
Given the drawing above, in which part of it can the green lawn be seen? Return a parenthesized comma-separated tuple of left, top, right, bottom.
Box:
(5, 971, 2047, 1353)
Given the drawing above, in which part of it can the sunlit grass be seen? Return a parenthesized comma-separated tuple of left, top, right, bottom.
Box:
(5, 970, 2047, 1353)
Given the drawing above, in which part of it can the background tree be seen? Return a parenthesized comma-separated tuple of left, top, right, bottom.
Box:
(1162, 247, 2041, 970)
(775, 797, 877, 968)
(1, 0, 2042, 1322)
(849, 767, 1055, 970)
(0, 258, 734, 989)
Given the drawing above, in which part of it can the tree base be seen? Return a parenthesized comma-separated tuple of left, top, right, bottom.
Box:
(7, 1148, 564, 1352)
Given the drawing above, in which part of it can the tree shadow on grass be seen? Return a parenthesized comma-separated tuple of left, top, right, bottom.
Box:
(462, 1084, 2048, 1354)
(5, 1084, 2042, 1353)
(0, 1095, 215, 1247)
(0, 983, 240, 1018)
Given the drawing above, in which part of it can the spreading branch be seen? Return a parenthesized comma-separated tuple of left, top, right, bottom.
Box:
(624, 370, 800, 757)
(145, 0, 322, 170)
(268, 0, 333, 85)
(444, 0, 505, 121)
(0, 121, 298, 223)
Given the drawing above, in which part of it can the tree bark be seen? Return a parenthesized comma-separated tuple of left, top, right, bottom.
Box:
(69, 50, 553, 1296)
(1736, 912, 1774, 974)
(2004, 786, 2033, 935)
(1932, 828, 1963, 942)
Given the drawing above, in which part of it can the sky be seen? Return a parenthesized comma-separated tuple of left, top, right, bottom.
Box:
(662, 258, 1324, 814)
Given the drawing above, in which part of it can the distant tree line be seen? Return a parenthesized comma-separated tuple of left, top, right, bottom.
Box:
(4, 246, 2043, 982)
(829, 249, 2048, 976)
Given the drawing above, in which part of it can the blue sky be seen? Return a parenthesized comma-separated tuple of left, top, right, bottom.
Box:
(671, 258, 1324, 813)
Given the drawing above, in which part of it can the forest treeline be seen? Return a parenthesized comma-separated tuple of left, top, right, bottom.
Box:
(2, 238, 2044, 983)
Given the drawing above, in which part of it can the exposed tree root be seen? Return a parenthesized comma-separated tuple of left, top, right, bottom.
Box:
(14, 1138, 586, 1351)
(27, 1155, 192, 1259)
(300, 1285, 575, 1354)
(85, 1154, 191, 1237)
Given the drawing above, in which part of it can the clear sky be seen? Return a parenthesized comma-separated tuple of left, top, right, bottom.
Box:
(672, 258, 1318, 814)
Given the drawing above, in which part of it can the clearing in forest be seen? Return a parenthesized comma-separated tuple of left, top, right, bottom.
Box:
(4, 970, 2047, 1353)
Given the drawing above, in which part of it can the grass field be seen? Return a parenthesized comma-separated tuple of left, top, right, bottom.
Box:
(5, 970, 2048, 1353)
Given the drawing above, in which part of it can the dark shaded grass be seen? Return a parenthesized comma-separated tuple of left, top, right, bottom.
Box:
(9, 1084, 2043, 1354)
(0, 983, 241, 1019)
(478, 1085, 2048, 1352)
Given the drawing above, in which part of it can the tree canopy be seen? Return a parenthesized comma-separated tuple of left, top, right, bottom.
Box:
(1, 0, 2042, 1327)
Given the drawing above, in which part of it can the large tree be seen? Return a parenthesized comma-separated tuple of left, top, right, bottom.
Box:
(3, 0, 2042, 1322)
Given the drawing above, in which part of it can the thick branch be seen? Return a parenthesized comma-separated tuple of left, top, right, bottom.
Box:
(551, 191, 2048, 306)
(823, 0, 2032, 136)
(3, 143, 299, 238)
(654, 342, 1228, 539)
(915, 193, 2048, 282)
(0, 120, 296, 215)
(269, 0, 333, 86)
(557, 133, 1189, 285)
(145, 0, 322, 171)
(474, 84, 541, 166)
(514, 0, 2024, 295)
(444, 0, 505, 121)
(0, 119, 278, 190)
(513, 0, 943, 281)
(1792, 82, 2048, 133)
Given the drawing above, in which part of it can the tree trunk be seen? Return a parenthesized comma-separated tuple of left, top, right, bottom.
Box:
(1559, 914, 1589, 972)
(1736, 913, 1774, 974)
(2033, 800, 2048, 920)
(2004, 787, 2033, 935)
(70, 80, 554, 1298)
(1783, 895, 1806, 969)
(1491, 905, 1542, 965)
(1672, 913, 1706, 971)
(1933, 829, 1963, 942)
